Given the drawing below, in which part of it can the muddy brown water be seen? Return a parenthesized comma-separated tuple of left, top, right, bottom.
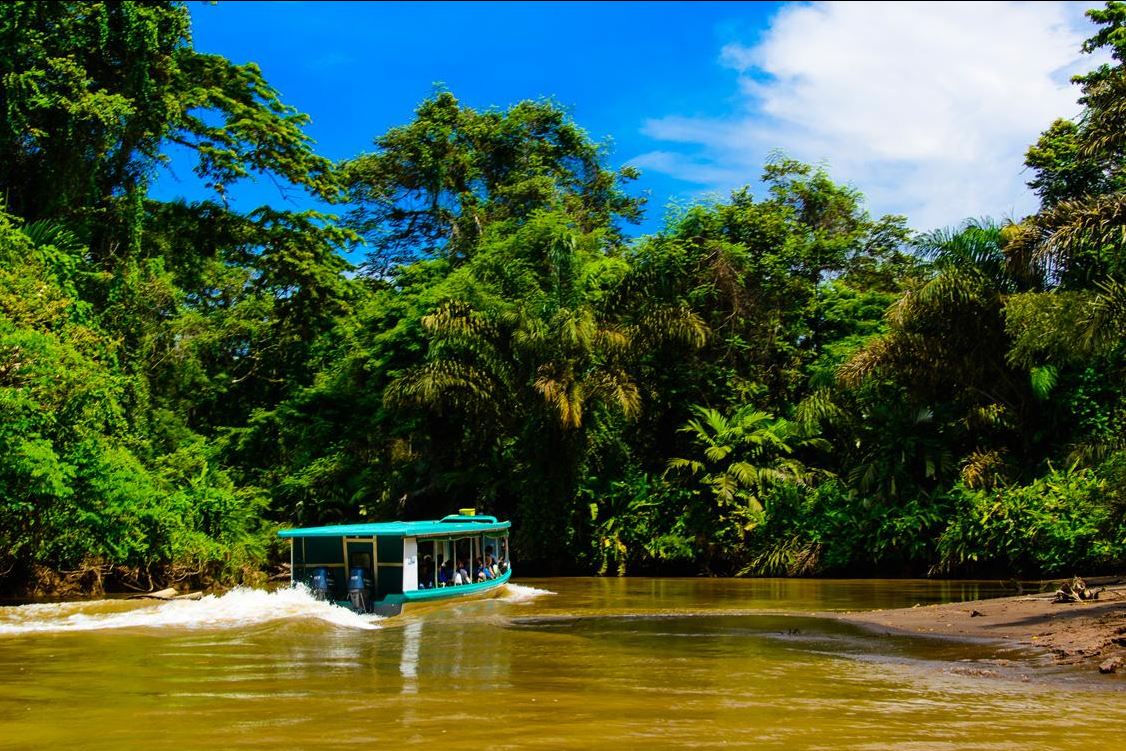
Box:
(0, 578, 1121, 750)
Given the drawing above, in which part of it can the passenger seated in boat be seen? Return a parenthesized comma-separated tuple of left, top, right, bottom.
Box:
(438, 561, 453, 587)
(418, 555, 434, 589)
(475, 556, 493, 581)
(455, 559, 470, 585)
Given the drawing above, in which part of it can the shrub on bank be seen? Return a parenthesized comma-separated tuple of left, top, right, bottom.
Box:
(935, 457, 1126, 576)
(725, 455, 1126, 579)
(742, 480, 948, 576)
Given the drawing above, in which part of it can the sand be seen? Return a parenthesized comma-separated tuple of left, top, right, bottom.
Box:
(839, 582, 1126, 676)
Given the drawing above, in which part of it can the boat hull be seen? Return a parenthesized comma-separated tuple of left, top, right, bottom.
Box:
(369, 568, 512, 617)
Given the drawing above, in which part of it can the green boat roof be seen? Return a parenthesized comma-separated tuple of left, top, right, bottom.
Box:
(277, 515, 510, 538)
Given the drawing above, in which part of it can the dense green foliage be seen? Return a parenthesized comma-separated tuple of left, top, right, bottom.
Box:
(0, 2, 1122, 592)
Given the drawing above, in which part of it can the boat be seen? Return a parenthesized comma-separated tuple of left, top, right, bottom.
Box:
(277, 511, 511, 617)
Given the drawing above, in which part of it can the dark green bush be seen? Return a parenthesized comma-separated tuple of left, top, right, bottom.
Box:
(936, 457, 1126, 576)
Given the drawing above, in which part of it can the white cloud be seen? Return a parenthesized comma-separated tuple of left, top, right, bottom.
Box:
(634, 1, 1107, 232)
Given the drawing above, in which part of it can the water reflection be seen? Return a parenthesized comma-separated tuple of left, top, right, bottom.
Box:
(393, 604, 514, 688)
(399, 619, 420, 690)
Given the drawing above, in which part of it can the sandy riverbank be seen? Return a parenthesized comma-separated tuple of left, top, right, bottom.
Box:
(839, 582, 1126, 676)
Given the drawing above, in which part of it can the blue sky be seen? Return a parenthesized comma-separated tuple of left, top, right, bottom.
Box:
(153, 1, 778, 236)
(152, 1, 1103, 238)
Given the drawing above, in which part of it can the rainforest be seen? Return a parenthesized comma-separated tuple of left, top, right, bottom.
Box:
(1, 1, 1124, 595)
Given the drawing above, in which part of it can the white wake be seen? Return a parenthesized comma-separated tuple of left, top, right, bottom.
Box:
(498, 582, 556, 603)
(0, 586, 382, 635)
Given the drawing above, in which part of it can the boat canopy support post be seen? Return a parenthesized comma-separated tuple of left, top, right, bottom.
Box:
(402, 536, 418, 592)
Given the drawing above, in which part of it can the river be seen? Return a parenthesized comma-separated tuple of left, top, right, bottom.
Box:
(0, 578, 1121, 749)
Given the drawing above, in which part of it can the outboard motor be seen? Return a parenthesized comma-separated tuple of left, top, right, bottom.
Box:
(310, 567, 333, 601)
(347, 566, 372, 613)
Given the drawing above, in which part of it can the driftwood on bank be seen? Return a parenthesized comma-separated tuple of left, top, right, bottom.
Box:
(127, 587, 177, 600)
(1053, 576, 1104, 603)
(126, 588, 203, 601)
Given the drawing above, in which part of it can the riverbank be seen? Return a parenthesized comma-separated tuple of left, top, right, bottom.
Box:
(839, 581, 1126, 676)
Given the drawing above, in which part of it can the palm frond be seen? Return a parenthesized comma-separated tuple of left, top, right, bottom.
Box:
(1082, 277, 1126, 352)
(665, 457, 705, 477)
(1038, 193, 1126, 268)
(704, 444, 732, 462)
(1078, 68, 1126, 159)
(533, 364, 584, 429)
(960, 449, 1008, 489)
(384, 360, 501, 414)
(1029, 365, 1058, 401)
(422, 300, 491, 339)
(584, 368, 642, 420)
(726, 461, 758, 488)
(688, 406, 729, 438)
(795, 389, 846, 430)
(637, 304, 709, 349)
(837, 335, 891, 386)
(21, 219, 82, 252)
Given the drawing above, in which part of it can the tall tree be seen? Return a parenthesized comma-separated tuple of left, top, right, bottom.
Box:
(383, 213, 643, 558)
(0, 1, 336, 261)
(341, 92, 642, 274)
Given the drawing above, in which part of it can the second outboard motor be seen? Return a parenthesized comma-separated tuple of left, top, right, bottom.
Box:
(310, 567, 333, 601)
(347, 566, 372, 613)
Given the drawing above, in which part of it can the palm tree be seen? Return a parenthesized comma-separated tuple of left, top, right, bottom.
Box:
(666, 405, 828, 529)
(1084, 277, 1126, 351)
(839, 221, 1053, 484)
(1009, 6, 1126, 302)
(846, 402, 958, 500)
(386, 295, 641, 432)
(383, 213, 673, 561)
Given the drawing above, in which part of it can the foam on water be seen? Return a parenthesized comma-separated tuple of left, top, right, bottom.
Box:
(498, 582, 555, 603)
(0, 586, 382, 635)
